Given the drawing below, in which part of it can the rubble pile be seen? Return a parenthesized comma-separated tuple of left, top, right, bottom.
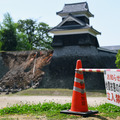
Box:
(0, 50, 53, 94)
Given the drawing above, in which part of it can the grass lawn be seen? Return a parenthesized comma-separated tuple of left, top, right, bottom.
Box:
(10, 88, 106, 97)
(0, 102, 120, 120)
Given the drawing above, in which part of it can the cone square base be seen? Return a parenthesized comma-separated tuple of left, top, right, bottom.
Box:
(60, 110, 98, 117)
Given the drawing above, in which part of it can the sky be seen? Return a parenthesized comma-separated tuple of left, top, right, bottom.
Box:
(0, 0, 120, 47)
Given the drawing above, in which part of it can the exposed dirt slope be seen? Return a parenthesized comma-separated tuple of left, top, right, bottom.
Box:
(0, 50, 53, 93)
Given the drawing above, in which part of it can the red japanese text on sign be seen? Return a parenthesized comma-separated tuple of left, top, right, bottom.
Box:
(104, 71, 120, 106)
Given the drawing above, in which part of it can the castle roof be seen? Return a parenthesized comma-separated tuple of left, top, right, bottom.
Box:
(57, 2, 94, 17)
(56, 14, 85, 27)
(50, 25, 101, 36)
(100, 45, 120, 53)
(50, 14, 101, 36)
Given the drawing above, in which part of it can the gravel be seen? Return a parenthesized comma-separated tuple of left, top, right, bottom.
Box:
(0, 96, 107, 109)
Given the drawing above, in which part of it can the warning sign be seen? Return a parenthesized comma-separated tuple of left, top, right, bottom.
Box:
(104, 70, 120, 106)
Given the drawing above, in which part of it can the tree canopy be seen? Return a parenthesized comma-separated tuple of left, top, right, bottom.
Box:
(115, 50, 120, 68)
(0, 13, 17, 51)
(0, 13, 53, 51)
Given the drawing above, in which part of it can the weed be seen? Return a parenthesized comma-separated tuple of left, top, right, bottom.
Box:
(89, 103, 120, 118)
(0, 102, 120, 119)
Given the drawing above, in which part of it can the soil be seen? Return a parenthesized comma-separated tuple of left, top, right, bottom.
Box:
(0, 50, 53, 93)
(0, 114, 120, 120)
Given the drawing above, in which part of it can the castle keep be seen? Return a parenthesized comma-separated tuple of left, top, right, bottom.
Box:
(41, 2, 117, 90)
(51, 2, 100, 47)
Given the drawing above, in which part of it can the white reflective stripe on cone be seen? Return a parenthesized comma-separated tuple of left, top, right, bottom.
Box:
(74, 77, 84, 84)
(73, 86, 86, 94)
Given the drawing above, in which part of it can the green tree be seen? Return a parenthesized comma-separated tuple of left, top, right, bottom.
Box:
(16, 32, 32, 50)
(17, 20, 53, 50)
(35, 22, 52, 49)
(0, 13, 17, 51)
(0, 42, 2, 51)
(17, 19, 36, 50)
(0, 13, 53, 51)
(115, 50, 120, 68)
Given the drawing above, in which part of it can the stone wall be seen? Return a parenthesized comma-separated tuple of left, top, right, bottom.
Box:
(0, 52, 9, 79)
(0, 48, 117, 91)
(41, 46, 117, 90)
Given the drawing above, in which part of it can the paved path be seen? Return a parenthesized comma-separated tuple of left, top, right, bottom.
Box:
(0, 96, 107, 109)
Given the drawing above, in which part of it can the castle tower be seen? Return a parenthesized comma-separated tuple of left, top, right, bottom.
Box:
(50, 2, 101, 48)
(41, 2, 116, 90)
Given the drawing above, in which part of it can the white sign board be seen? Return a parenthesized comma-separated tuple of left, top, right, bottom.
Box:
(104, 70, 120, 106)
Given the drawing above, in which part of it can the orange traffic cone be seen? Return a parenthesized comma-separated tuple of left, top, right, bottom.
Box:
(60, 60, 98, 116)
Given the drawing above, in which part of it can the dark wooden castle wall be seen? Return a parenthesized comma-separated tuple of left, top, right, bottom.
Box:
(52, 34, 99, 47)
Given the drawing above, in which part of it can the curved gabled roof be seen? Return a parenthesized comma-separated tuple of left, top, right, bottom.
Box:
(57, 2, 94, 17)
(56, 14, 85, 27)
(49, 14, 101, 36)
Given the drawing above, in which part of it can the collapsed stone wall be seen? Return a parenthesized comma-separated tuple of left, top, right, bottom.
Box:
(0, 50, 53, 93)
